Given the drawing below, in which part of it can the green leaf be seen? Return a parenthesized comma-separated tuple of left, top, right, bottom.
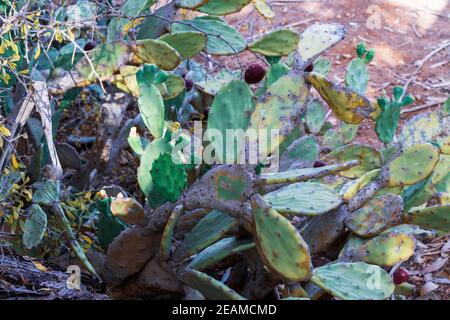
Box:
(32, 180, 60, 206)
(313, 58, 332, 76)
(22, 204, 47, 250)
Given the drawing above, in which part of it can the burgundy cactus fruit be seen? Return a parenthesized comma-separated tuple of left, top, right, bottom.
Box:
(244, 63, 266, 84)
(393, 268, 409, 285)
(83, 41, 97, 51)
(313, 160, 326, 168)
(185, 79, 194, 91)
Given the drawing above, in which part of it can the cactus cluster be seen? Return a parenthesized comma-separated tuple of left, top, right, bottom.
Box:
(18, 0, 448, 301)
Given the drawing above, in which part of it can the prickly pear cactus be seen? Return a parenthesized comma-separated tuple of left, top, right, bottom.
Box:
(150, 153, 187, 204)
(22, 204, 47, 250)
(251, 194, 312, 281)
(263, 182, 342, 215)
(375, 86, 415, 144)
(311, 262, 395, 300)
(345, 42, 374, 94)
(345, 194, 403, 237)
(355, 232, 415, 267)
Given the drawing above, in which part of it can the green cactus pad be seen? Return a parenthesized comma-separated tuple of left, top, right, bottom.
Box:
(305, 72, 374, 124)
(345, 58, 369, 94)
(73, 41, 131, 83)
(338, 234, 367, 259)
(133, 39, 181, 71)
(340, 169, 380, 202)
(197, 0, 251, 15)
(178, 0, 208, 9)
(188, 237, 255, 271)
(398, 111, 444, 147)
(252, 0, 274, 18)
(172, 210, 238, 262)
(251, 195, 312, 281)
(386, 143, 440, 187)
(322, 123, 359, 149)
(298, 24, 347, 64)
(206, 80, 255, 163)
(345, 194, 403, 237)
(127, 127, 147, 156)
(182, 269, 246, 300)
(158, 31, 207, 60)
(438, 135, 450, 154)
(136, 67, 165, 138)
(160, 205, 183, 260)
(356, 232, 415, 267)
(248, 29, 299, 56)
(247, 72, 309, 156)
(325, 144, 382, 178)
(96, 198, 128, 251)
(263, 182, 342, 215)
(403, 205, 450, 233)
(265, 62, 290, 87)
(171, 17, 246, 55)
(150, 153, 187, 204)
(313, 58, 332, 76)
(311, 262, 395, 300)
(137, 139, 172, 198)
(279, 135, 320, 171)
(258, 160, 358, 185)
(305, 99, 327, 134)
(381, 224, 438, 241)
(22, 204, 47, 250)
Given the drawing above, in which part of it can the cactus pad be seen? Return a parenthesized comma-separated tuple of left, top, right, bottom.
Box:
(251, 194, 312, 281)
(171, 16, 246, 55)
(322, 123, 359, 149)
(403, 205, 450, 233)
(311, 262, 395, 300)
(96, 198, 128, 251)
(133, 39, 181, 71)
(325, 144, 382, 178)
(247, 72, 309, 157)
(258, 160, 358, 185)
(197, 0, 250, 15)
(248, 29, 299, 56)
(188, 237, 255, 271)
(386, 143, 440, 187)
(160, 205, 183, 260)
(398, 111, 444, 147)
(158, 31, 207, 60)
(305, 99, 327, 134)
(279, 135, 320, 171)
(251, 0, 274, 18)
(172, 210, 238, 262)
(340, 169, 380, 202)
(110, 196, 145, 225)
(345, 58, 369, 94)
(356, 232, 415, 267)
(150, 153, 187, 203)
(305, 72, 374, 124)
(182, 269, 245, 300)
(263, 182, 342, 215)
(297, 24, 346, 64)
(206, 80, 255, 163)
(345, 194, 404, 237)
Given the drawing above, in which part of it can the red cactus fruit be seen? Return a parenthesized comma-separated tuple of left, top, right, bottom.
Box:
(244, 64, 266, 84)
(313, 160, 326, 168)
(393, 268, 409, 285)
(84, 41, 97, 51)
(185, 79, 194, 91)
